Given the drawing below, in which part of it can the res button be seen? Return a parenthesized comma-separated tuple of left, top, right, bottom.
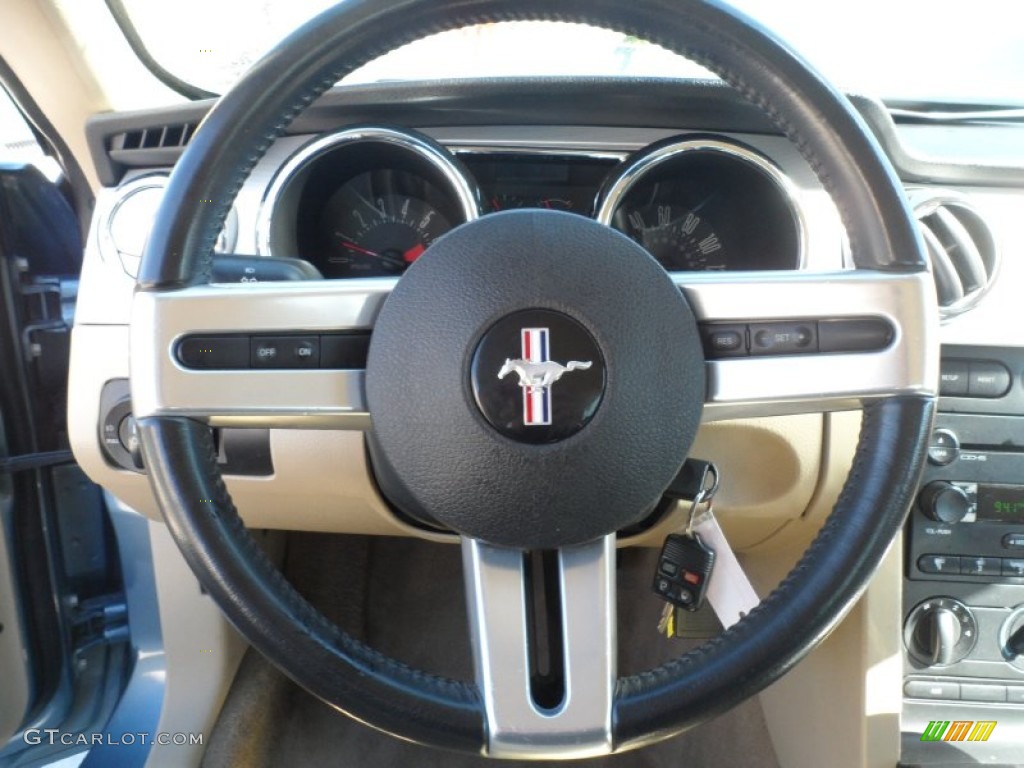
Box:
(700, 324, 747, 357)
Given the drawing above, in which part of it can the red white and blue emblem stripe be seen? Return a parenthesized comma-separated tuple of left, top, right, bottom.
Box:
(521, 327, 550, 426)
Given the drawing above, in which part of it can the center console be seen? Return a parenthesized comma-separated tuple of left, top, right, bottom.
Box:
(902, 345, 1024, 766)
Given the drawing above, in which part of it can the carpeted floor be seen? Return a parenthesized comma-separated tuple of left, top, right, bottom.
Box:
(201, 534, 780, 767)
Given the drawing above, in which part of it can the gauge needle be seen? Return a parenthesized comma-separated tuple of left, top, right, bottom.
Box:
(338, 239, 381, 258)
(403, 243, 426, 263)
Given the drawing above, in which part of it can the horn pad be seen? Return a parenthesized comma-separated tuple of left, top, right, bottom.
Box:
(365, 210, 704, 549)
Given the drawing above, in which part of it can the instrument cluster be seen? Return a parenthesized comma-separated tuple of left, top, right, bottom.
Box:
(256, 126, 805, 278)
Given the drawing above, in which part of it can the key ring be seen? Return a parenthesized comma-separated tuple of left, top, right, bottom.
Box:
(684, 462, 719, 537)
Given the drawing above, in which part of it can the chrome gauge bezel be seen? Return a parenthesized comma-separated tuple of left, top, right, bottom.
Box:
(255, 126, 481, 260)
(99, 173, 239, 278)
(594, 136, 808, 271)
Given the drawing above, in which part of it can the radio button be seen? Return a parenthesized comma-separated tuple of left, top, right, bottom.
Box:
(919, 480, 971, 523)
(904, 680, 960, 700)
(1002, 559, 1024, 578)
(939, 360, 969, 396)
(1003, 533, 1024, 549)
(962, 556, 1001, 577)
(918, 555, 961, 575)
(961, 683, 1006, 703)
(927, 429, 960, 466)
(968, 361, 1011, 398)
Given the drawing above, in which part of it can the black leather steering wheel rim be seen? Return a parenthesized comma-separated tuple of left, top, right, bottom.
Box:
(135, 0, 935, 755)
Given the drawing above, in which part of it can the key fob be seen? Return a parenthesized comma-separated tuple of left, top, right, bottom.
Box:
(653, 533, 715, 612)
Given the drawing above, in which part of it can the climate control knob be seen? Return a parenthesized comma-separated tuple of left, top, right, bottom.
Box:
(905, 598, 977, 667)
(918, 481, 972, 524)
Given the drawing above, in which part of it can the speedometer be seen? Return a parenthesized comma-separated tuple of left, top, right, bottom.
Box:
(617, 202, 727, 271)
(596, 136, 805, 272)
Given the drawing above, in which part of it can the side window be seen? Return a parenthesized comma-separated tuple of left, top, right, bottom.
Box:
(0, 87, 62, 182)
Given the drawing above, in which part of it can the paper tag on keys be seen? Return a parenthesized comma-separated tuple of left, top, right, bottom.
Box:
(691, 512, 760, 629)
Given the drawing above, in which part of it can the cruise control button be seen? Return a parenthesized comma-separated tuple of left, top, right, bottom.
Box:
(904, 680, 960, 700)
(176, 336, 250, 369)
(251, 336, 320, 369)
(939, 360, 969, 396)
(918, 554, 961, 575)
(700, 325, 747, 357)
(968, 361, 1011, 398)
(749, 322, 817, 355)
(320, 333, 371, 369)
(962, 556, 1000, 577)
(817, 318, 893, 352)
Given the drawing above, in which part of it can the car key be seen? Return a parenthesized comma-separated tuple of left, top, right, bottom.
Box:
(655, 459, 719, 635)
(653, 532, 716, 612)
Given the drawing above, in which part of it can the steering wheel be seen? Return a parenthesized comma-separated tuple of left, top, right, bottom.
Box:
(130, 0, 937, 758)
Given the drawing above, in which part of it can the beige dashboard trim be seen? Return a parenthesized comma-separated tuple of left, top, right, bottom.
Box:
(69, 324, 448, 540)
(0, 0, 105, 190)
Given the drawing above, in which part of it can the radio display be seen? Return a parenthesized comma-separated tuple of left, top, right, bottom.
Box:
(977, 484, 1024, 523)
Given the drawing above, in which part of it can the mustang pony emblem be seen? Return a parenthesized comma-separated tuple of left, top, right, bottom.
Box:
(497, 327, 592, 426)
(498, 359, 593, 389)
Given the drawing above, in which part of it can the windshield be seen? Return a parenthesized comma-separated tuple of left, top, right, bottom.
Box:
(59, 0, 1023, 109)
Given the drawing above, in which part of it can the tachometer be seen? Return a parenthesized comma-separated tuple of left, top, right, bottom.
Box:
(258, 126, 479, 279)
(325, 187, 451, 277)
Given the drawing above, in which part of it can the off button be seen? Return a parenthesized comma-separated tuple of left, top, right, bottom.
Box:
(251, 336, 320, 368)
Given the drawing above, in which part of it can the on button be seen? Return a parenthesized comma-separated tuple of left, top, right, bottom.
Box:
(251, 336, 320, 368)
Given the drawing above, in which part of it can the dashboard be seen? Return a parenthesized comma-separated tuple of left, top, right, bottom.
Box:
(254, 126, 804, 278)
(69, 77, 1024, 768)
(95, 142, 810, 286)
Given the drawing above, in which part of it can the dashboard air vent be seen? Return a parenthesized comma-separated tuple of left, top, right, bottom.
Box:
(109, 123, 196, 152)
(911, 193, 998, 321)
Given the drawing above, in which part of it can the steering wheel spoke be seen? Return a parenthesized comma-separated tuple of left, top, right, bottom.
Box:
(130, 279, 394, 428)
(462, 535, 616, 759)
(676, 269, 939, 420)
